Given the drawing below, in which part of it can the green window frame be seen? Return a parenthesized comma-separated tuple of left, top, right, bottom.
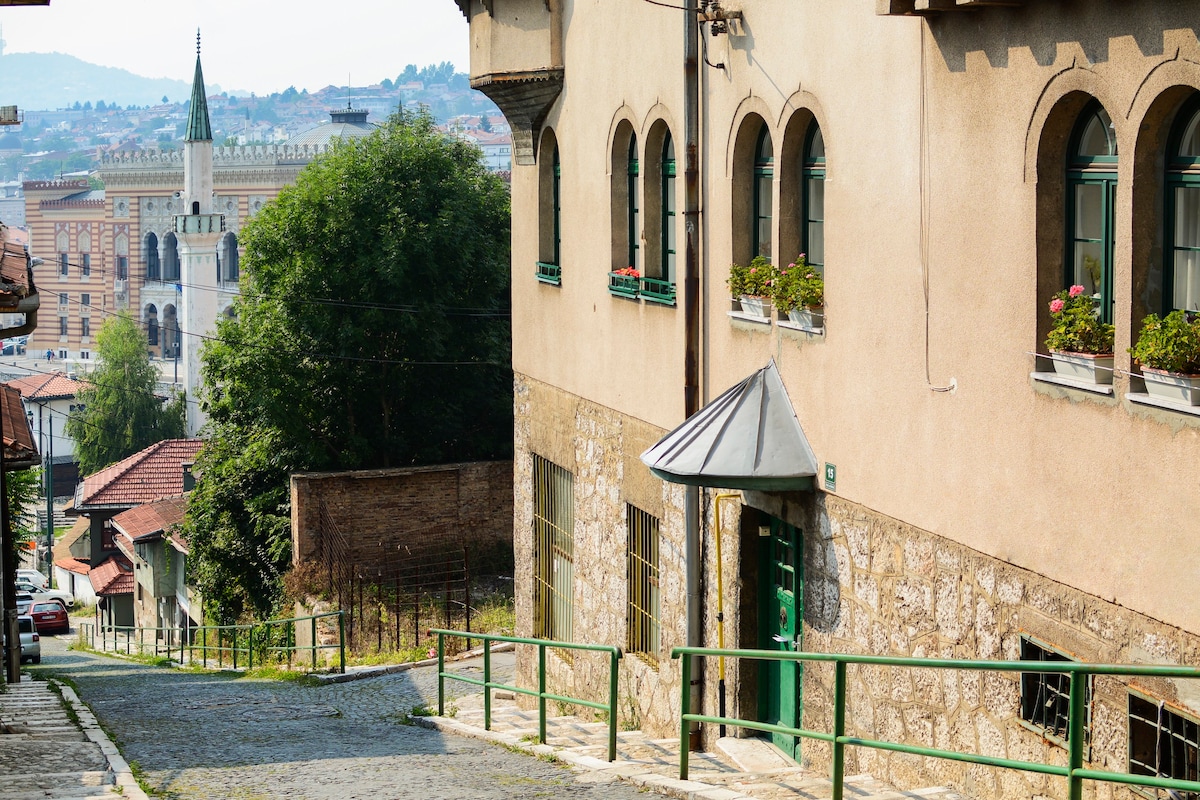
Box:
(1066, 102, 1117, 324)
(802, 124, 825, 273)
(753, 126, 774, 262)
(1165, 96, 1200, 314)
(661, 134, 677, 284)
(627, 136, 639, 272)
(532, 455, 573, 647)
(553, 145, 562, 267)
(626, 505, 661, 661)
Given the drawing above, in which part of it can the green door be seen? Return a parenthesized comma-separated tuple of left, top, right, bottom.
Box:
(758, 517, 803, 759)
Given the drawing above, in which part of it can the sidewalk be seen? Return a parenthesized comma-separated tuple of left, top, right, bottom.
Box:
(415, 689, 967, 800)
(0, 675, 147, 800)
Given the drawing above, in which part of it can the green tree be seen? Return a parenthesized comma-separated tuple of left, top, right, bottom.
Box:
(3, 467, 41, 571)
(186, 109, 512, 620)
(66, 313, 186, 476)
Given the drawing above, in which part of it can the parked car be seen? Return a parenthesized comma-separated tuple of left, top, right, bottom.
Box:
(27, 601, 68, 635)
(14, 582, 73, 608)
(18, 615, 39, 664)
(15, 592, 33, 614)
(16, 569, 47, 590)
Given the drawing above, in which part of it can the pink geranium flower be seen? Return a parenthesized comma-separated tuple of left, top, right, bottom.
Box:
(1049, 298, 1065, 313)
(1068, 285, 1085, 298)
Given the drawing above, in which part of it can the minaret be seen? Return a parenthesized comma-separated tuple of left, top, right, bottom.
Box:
(176, 31, 222, 436)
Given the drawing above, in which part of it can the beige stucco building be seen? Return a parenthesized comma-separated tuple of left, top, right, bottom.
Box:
(456, 1, 1200, 797)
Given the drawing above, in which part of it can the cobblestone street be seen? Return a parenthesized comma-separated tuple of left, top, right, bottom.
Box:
(30, 635, 653, 800)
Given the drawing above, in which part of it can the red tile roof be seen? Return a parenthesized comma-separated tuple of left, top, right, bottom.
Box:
(89, 555, 134, 596)
(76, 439, 203, 510)
(1, 384, 37, 469)
(51, 518, 90, 563)
(6, 371, 82, 401)
(0, 238, 30, 295)
(53, 556, 90, 576)
(111, 495, 188, 551)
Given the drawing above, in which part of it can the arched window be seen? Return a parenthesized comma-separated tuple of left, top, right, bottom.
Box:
(219, 232, 239, 282)
(628, 136, 639, 272)
(754, 126, 774, 262)
(162, 232, 180, 281)
(114, 233, 129, 280)
(536, 132, 562, 284)
(162, 304, 179, 359)
(145, 304, 159, 347)
(803, 125, 826, 273)
(1067, 102, 1117, 323)
(1165, 96, 1200, 313)
(661, 133, 676, 284)
(144, 232, 160, 281)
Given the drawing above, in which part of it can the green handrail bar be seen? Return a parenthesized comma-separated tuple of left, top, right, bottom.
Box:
(77, 612, 345, 674)
(672, 645, 1200, 800)
(430, 629, 623, 762)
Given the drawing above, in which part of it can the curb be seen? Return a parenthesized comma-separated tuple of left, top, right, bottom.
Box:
(52, 680, 150, 800)
(412, 714, 754, 800)
(314, 641, 516, 685)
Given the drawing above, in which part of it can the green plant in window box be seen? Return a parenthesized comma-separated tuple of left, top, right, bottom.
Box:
(1129, 310, 1200, 404)
(727, 256, 777, 316)
(1046, 285, 1115, 355)
(1046, 284, 1116, 385)
(771, 254, 824, 313)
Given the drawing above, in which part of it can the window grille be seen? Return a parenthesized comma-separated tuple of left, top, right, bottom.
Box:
(532, 455, 573, 649)
(1019, 637, 1091, 746)
(1129, 693, 1200, 800)
(626, 505, 661, 660)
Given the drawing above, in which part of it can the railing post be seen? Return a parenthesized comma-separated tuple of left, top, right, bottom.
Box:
(483, 639, 492, 730)
(538, 644, 547, 745)
(608, 649, 619, 762)
(232, 628, 238, 670)
(249, 627, 255, 669)
(338, 612, 346, 674)
(832, 660, 847, 800)
(437, 632, 446, 716)
(679, 651, 691, 780)
(1068, 670, 1086, 800)
(202, 627, 207, 667)
(311, 616, 318, 670)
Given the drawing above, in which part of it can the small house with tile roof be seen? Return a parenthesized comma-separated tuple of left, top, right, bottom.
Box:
(110, 495, 197, 636)
(51, 518, 94, 605)
(73, 438, 202, 627)
(5, 371, 87, 491)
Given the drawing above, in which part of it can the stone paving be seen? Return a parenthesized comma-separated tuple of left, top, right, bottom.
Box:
(29, 634, 657, 800)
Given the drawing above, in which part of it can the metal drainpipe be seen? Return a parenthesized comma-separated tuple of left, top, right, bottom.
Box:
(683, 0, 704, 751)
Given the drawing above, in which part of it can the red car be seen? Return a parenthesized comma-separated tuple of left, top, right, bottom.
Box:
(27, 601, 68, 635)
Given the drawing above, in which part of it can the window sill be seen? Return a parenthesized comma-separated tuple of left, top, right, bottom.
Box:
(1030, 371, 1115, 397)
(727, 310, 772, 326)
(778, 319, 824, 335)
(1125, 392, 1200, 417)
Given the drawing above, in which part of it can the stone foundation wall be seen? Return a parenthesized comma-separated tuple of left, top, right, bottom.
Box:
(746, 491, 1200, 800)
(514, 375, 1200, 799)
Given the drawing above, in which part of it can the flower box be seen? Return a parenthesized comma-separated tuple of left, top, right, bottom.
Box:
(1141, 367, 1200, 405)
(739, 295, 772, 317)
(608, 271, 640, 298)
(536, 261, 561, 285)
(640, 276, 676, 306)
(787, 306, 824, 329)
(1050, 351, 1115, 385)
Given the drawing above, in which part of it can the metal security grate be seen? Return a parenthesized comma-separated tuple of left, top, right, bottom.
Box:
(1129, 693, 1200, 800)
(1020, 637, 1091, 745)
(533, 455, 574, 648)
(626, 505, 661, 660)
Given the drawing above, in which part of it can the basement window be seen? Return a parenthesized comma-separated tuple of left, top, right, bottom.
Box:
(1129, 692, 1200, 799)
(626, 504, 661, 662)
(1019, 636, 1091, 747)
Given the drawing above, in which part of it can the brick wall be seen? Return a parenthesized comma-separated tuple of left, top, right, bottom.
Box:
(291, 461, 514, 575)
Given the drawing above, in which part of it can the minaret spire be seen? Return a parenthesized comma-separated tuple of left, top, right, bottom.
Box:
(185, 28, 212, 142)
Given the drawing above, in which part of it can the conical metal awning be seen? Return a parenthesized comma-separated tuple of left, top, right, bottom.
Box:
(640, 360, 818, 491)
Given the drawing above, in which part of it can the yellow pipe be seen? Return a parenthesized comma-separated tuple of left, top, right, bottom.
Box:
(712, 493, 741, 683)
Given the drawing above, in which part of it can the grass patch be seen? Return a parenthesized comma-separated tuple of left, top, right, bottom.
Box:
(240, 666, 322, 686)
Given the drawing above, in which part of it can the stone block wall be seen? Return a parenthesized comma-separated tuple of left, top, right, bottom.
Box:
(513, 374, 1200, 799)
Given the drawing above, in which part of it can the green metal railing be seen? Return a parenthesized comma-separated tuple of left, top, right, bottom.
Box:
(608, 271, 640, 298)
(78, 611, 345, 673)
(672, 646, 1200, 800)
(639, 276, 676, 305)
(430, 629, 623, 762)
(535, 261, 562, 285)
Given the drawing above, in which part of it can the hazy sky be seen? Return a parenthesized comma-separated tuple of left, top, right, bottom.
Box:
(0, 0, 470, 96)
